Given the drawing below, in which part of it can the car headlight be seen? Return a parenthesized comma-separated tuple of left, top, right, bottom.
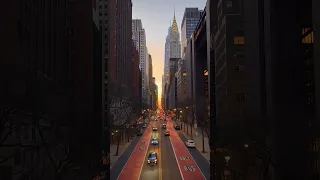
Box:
(155, 159, 157, 162)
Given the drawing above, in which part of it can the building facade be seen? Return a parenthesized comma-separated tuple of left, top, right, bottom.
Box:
(165, 12, 182, 110)
(213, 0, 245, 137)
(132, 19, 150, 107)
(176, 59, 188, 107)
(148, 54, 153, 107)
(169, 14, 182, 59)
(181, 8, 202, 55)
(132, 41, 140, 112)
(168, 58, 180, 109)
(162, 26, 172, 109)
(114, 0, 132, 95)
(0, 0, 105, 179)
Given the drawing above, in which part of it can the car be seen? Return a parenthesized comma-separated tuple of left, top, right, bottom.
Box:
(162, 124, 166, 129)
(147, 152, 158, 165)
(142, 124, 147, 128)
(174, 125, 180, 130)
(185, 140, 196, 147)
(152, 127, 157, 131)
(164, 131, 170, 136)
(151, 138, 158, 145)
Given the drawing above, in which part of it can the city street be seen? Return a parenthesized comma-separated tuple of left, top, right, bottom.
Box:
(110, 114, 209, 180)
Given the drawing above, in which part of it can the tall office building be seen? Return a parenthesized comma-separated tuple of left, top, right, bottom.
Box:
(148, 54, 153, 106)
(132, 41, 140, 111)
(114, 0, 132, 94)
(167, 12, 182, 109)
(162, 26, 172, 109)
(132, 19, 149, 107)
(181, 8, 202, 54)
(164, 26, 172, 84)
(0, 0, 105, 179)
(176, 59, 188, 107)
(169, 13, 181, 59)
(181, 8, 203, 54)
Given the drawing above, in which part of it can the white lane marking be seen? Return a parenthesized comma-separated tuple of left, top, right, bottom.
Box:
(168, 119, 207, 180)
(138, 126, 152, 180)
(116, 125, 151, 180)
(168, 122, 185, 180)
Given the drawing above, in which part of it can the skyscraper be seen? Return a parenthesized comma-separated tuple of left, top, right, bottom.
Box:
(167, 12, 181, 109)
(169, 12, 181, 59)
(162, 26, 172, 109)
(181, 8, 202, 55)
(132, 19, 149, 107)
(148, 54, 153, 106)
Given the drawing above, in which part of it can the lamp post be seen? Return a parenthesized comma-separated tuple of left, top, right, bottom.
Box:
(223, 156, 232, 179)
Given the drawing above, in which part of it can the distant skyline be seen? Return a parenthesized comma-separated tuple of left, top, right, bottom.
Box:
(132, 0, 206, 106)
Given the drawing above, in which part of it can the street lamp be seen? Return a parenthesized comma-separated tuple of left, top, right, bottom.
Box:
(224, 156, 231, 166)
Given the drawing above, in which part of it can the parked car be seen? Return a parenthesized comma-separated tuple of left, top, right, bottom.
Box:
(174, 125, 180, 130)
(142, 124, 147, 128)
(185, 140, 196, 147)
(147, 152, 158, 165)
(152, 127, 158, 131)
(151, 138, 159, 145)
(162, 124, 166, 129)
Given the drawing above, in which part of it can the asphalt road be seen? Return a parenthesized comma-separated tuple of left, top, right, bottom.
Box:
(139, 121, 161, 180)
(139, 120, 182, 180)
(112, 116, 208, 180)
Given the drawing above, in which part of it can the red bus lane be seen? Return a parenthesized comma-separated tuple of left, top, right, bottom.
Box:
(167, 120, 206, 180)
(117, 125, 152, 180)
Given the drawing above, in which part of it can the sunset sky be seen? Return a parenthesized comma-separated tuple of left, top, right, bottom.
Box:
(132, 0, 206, 107)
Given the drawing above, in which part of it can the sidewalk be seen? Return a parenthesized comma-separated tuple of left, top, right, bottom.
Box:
(175, 121, 210, 163)
(110, 128, 135, 169)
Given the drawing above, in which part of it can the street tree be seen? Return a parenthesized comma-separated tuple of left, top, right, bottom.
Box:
(0, 73, 79, 180)
(109, 85, 133, 156)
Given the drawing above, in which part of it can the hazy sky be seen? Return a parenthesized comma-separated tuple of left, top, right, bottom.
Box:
(132, 0, 206, 105)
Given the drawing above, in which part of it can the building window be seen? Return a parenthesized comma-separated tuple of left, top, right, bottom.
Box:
(236, 93, 246, 102)
(235, 65, 245, 72)
(302, 28, 314, 44)
(227, 1, 233, 8)
(31, 127, 36, 140)
(313, 140, 319, 152)
(234, 54, 244, 59)
(306, 93, 314, 105)
(234, 37, 245, 44)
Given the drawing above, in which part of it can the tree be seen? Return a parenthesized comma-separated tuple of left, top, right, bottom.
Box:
(0, 73, 79, 180)
(109, 84, 133, 156)
(184, 104, 210, 153)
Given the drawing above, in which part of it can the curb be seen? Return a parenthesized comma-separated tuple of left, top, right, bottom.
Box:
(110, 138, 134, 170)
(174, 122, 210, 164)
